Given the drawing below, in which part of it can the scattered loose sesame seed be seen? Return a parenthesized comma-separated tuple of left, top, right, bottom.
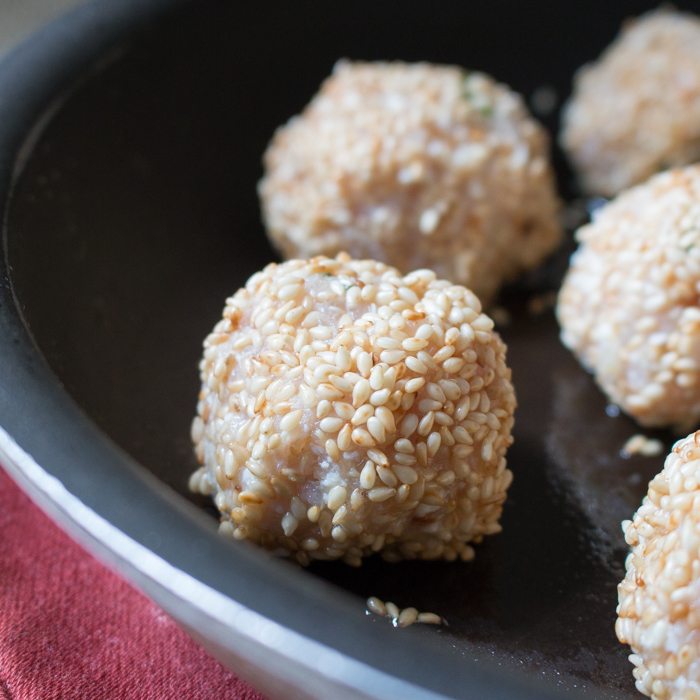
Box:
(366, 596, 445, 628)
(621, 434, 664, 458)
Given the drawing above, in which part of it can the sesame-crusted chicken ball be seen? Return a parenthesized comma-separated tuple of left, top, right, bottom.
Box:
(259, 61, 562, 306)
(617, 431, 700, 699)
(189, 254, 516, 567)
(557, 166, 700, 432)
(561, 9, 700, 198)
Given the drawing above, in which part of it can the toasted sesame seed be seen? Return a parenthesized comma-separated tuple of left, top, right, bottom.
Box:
(329, 374, 353, 393)
(307, 506, 320, 522)
(374, 406, 396, 433)
(278, 410, 302, 432)
(320, 417, 344, 433)
(367, 416, 386, 443)
(442, 357, 465, 373)
(333, 402, 355, 421)
(370, 365, 385, 390)
(405, 377, 426, 393)
(360, 461, 377, 489)
(427, 383, 447, 404)
(381, 349, 407, 364)
(405, 356, 429, 374)
(370, 389, 391, 406)
(377, 465, 399, 487)
(400, 414, 419, 437)
(369, 487, 397, 502)
(417, 612, 442, 625)
(393, 465, 419, 484)
(418, 412, 435, 436)
(367, 448, 389, 466)
(357, 351, 373, 377)
(385, 602, 400, 620)
(331, 526, 348, 543)
(394, 438, 414, 453)
(352, 428, 376, 447)
(367, 597, 387, 616)
(332, 505, 348, 525)
(337, 424, 352, 451)
(398, 607, 419, 628)
(417, 351, 438, 371)
(353, 379, 372, 407)
(351, 404, 374, 425)
(328, 485, 348, 511)
(427, 431, 442, 457)
(418, 398, 443, 413)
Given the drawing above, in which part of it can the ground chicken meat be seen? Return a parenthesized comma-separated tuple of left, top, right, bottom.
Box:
(189, 254, 516, 566)
(557, 166, 700, 432)
(561, 8, 700, 197)
(259, 61, 562, 306)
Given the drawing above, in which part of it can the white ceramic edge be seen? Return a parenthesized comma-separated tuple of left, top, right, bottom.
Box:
(0, 425, 450, 700)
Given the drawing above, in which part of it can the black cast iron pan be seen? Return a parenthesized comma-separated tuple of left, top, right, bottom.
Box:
(1, 1, 695, 698)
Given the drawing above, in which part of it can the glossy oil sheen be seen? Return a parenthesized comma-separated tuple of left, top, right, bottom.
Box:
(6, 1, 700, 697)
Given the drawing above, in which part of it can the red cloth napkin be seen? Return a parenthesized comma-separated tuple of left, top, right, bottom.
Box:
(0, 465, 268, 700)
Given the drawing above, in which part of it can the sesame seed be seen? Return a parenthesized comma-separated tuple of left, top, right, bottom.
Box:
(352, 379, 372, 407)
(329, 374, 353, 393)
(307, 506, 320, 522)
(400, 414, 419, 437)
(405, 356, 429, 374)
(314, 363, 341, 383)
(351, 404, 374, 425)
(370, 389, 391, 406)
(417, 351, 438, 371)
(328, 485, 348, 511)
(375, 463, 398, 487)
(405, 377, 426, 393)
(367, 597, 387, 616)
(333, 402, 355, 420)
(357, 351, 373, 377)
(375, 406, 396, 433)
(417, 612, 442, 625)
(442, 357, 465, 374)
(282, 512, 299, 536)
(331, 526, 347, 543)
(398, 607, 419, 628)
(370, 365, 385, 390)
(418, 398, 443, 413)
(427, 431, 442, 457)
(393, 465, 419, 485)
(380, 349, 407, 364)
(367, 448, 389, 466)
(360, 461, 377, 490)
(369, 487, 397, 502)
(367, 416, 387, 443)
(385, 602, 400, 620)
(352, 428, 376, 447)
(332, 505, 348, 525)
(377, 337, 402, 349)
(418, 412, 435, 436)
(320, 417, 344, 433)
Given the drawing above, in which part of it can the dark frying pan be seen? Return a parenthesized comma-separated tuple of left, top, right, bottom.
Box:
(0, 1, 694, 698)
